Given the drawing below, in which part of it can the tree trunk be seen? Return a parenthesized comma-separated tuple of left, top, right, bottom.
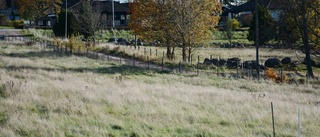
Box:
(188, 46, 192, 63)
(301, 0, 314, 78)
(182, 43, 187, 62)
(166, 45, 172, 59)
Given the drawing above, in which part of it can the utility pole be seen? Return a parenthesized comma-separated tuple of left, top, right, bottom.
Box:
(65, 0, 68, 40)
(255, 0, 260, 80)
(112, 0, 115, 28)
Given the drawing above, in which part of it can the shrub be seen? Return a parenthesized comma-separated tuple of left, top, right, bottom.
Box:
(231, 19, 240, 30)
(266, 68, 289, 83)
(12, 20, 24, 29)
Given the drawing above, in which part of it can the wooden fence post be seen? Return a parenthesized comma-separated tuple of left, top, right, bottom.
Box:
(162, 58, 164, 71)
(197, 55, 200, 75)
(133, 54, 135, 67)
(150, 49, 152, 56)
(271, 102, 276, 137)
(147, 56, 150, 70)
(179, 61, 181, 73)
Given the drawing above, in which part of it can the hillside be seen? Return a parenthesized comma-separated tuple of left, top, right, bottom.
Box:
(0, 42, 319, 137)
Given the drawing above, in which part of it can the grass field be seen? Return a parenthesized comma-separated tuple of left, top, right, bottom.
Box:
(0, 41, 320, 137)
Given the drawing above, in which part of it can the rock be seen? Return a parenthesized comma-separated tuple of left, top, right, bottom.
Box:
(117, 37, 127, 45)
(227, 58, 241, 68)
(242, 60, 262, 69)
(203, 58, 211, 65)
(265, 58, 282, 68)
(281, 57, 292, 64)
(108, 38, 116, 43)
(211, 58, 219, 66)
(218, 59, 227, 66)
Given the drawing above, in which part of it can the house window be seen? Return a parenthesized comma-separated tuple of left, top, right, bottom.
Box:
(39, 21, 43, 26)
(121, 15, 126, 20)
(126, 15, 130, 20)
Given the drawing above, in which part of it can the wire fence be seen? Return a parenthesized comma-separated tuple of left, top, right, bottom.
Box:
(2, 36, 319, 84)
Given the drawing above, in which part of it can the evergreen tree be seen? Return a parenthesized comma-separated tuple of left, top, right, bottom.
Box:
(247, 6, 275, 45)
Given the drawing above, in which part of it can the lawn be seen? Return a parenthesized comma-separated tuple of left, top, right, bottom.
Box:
(0, 41, 319, 136)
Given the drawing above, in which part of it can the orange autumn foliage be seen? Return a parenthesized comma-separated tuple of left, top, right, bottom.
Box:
(266, 68, 289, 83)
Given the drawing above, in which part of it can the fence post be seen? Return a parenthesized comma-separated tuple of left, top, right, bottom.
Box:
(197, 55, 200, 75)
(133, 54, 135, 67)
(147, 56, 150, 70)
(179, 61, 181, 73)
(65, 43, 67, 54)
(237, 61, 239, 79)
(70, 44, 73, 55)
(150, 49, 152, 57)
(298, 107, 301, 137)
(163, 51, 165, 58)
(162, 57, 164, 71)
(271, 102, 276, 137)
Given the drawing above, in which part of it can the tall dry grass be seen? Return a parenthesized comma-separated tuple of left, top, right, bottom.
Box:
(0, 42, 319, 136)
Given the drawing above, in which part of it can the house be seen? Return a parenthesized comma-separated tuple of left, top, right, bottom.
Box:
(221, 0, 285, 26)
(0, 0, 20, 26)
(65, 0, 130, 28)
(37, 14, 57, 27)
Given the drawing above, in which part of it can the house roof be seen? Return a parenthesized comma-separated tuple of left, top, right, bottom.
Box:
(66, 0, 128, 14)
(224, 0, 285, 14)
(93, 1, 129, 13)
(0, 9, 19, 15)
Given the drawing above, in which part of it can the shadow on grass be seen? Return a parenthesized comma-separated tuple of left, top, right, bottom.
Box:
(3, 64, 170, 76)
(4, 51, 70, 58)
(1, 50, 171, 75)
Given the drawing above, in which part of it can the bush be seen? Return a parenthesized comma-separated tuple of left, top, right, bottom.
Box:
(6, 20, 12, 27)
(231, 19, 240, 30)
(7, 20, 24, 29)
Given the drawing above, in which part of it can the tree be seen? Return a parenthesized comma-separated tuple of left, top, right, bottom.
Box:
(16, 0, 62, 25)
(53, 10, 78, 37)
(129, 0, 221, 62)
(280, 0, 320, 78)
(248, 6, 275, 45)
(0, 0, 6, 9)
(71, 0, 102, 41)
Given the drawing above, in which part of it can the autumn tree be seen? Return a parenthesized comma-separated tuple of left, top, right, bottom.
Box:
(129, 0, 176, 59)
(280, 0, 320, 77)
(16, 0, 62, 25)
(129, 0, 221, 62)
